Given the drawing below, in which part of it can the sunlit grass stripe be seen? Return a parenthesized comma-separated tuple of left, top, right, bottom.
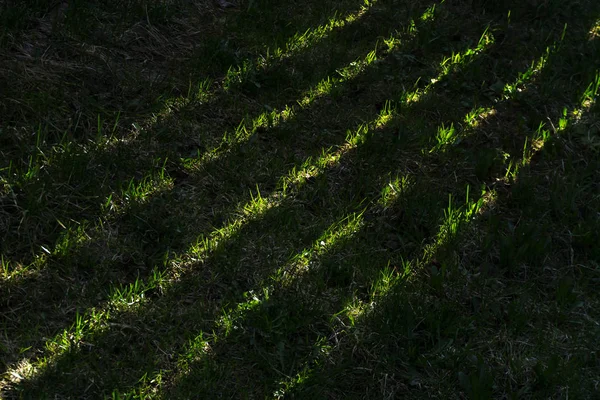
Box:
(307, 70, 600, 397)
(102, 106, 402, 398)
(147, 2, 376, 125)
(0, 122, 367, 395)
(160, 212, 368, 398)
(122, 42, 503, 400)
(122, 33, 507, 400)
(0, 3, 373, 240)
(225, 2, 376, 88)
(0, 164, 174, 282)
(197, 3, 443, 164)
(580, 69, 600, 106)
(2, 4, 483, 390)
(0, 118, 371, 394)
(166, 14, 500, 286)
(269, 41, 583, 397)
(0, 4, 379, 279)
(5, 2, 373, 169)
(0, 17, 417, 385)
(267, 185, 492, 397)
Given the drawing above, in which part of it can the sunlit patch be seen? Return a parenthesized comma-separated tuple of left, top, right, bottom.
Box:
(589, 19, 600, 40)
(518, 78, 599, 167)
(0, 255, 14, 280)
(269, 298, 371, 398)
(407, 28, 493, 106)
(0, 308, 111, 392)
(379, 174, 413, 208)
(0, 255, 44, 282)
(274, 212, 365, 285)
(297, 47, 379, 107)
(4, 359, 37, 388)
(437, 185, 487, 243)
(431, 123, 457, 152)
(421, 4, 437, 22)
(580, 70, 599, 108)
(499, 47, 552, 99)
(464, 107, 496, 128)
(568, 73, 600, 151)
(266, 2, 375, 62)
(374, 100, 397, 128)
(438, 27, 494, 78)
(369, 262, 410, 300)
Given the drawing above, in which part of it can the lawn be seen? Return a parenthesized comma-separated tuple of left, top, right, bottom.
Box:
(0, 0, 599, 398)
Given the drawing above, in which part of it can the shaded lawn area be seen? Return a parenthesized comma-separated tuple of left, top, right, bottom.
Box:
(0, 0, 599, 398)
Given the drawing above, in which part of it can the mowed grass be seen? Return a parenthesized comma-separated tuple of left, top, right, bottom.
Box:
(0, 0, 599, 398)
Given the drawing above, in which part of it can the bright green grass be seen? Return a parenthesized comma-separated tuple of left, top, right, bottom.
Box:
(1, 0, 599, 398)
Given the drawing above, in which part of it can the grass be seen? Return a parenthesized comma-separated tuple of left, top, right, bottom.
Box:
(0, 0, 599, 398)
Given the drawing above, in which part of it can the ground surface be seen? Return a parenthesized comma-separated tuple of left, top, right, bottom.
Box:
(0, 0, 599, 398)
